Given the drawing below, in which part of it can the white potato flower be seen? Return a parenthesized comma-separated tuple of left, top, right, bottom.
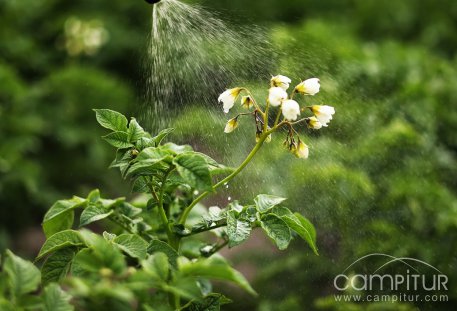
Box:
(268, 87, 288, 107)
(295, 78, 320, 96)
(306, 116, 323, 129)
(218, 88, 242, 113)
(310, 105, 335, 126)
(271, 75, 292, 90)
(281, 100, 300, 121)
(224, 117, 239, 133)
(295, 140, 309, 159)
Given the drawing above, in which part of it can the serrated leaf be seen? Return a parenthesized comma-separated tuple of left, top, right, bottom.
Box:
(42, 197, 86, 238)
(260, 214, 291, 250)
(41, 248, 76, 285)
(173, 152, 213, 191)
(178, 255, 256, 296)
(254, 194, 287, 213)
(227, 210, 251, 247)
(43, 283, 74, 311)
(102, 131, 134, 149)
(128, 118, 145, 142)
(152, 128, 174, 146)
(79, 205, 113, 227)
(113, 234, 148, 259)
(94, 109, 128, 132)
(147, 240, 179, 269)
(37, 230, 86, 261)
(4, 250, 41, 296)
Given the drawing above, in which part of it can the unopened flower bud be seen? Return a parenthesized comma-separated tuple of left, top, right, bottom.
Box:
(224, 117, 239, 133)
(306, 116, 323, 129)
(241, 95, 254, 109)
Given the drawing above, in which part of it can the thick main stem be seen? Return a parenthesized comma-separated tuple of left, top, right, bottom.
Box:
(178, 135, 268, 225)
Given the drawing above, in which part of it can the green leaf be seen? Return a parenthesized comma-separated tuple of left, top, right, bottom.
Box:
(260, 214, 291, 250)
(113, 234, 148, 260)
(43, 283, 74, 311)
(227, 210, 251, 247)
(141, 253, 169, 281)
(184, 293, 232, 311)
(254, 194, 287, 213)
(152, 128, 174, 145)
(37, 230, 86, 261)
(102, 131, 134, 149)
(128, 117, 145, 142)
(86, 189, 100, 203)
(94, 109, 128, 132)
(71, 237, 126, 276)
(41, 248, 76, 285)
(287, 213, 318, 255)
(178, 255, 256, 296)
(4, 250, 41, 296)
(173, 152, 213, 191)
(147, 240, 179, 269)
(79, 205, 113, 227)
(42, 197, 86, 238)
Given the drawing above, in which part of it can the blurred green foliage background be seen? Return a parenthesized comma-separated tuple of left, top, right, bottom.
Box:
(1, 0, 456, 310)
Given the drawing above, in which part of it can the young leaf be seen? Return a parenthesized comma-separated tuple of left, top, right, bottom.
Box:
(178, 255, 256, 296)
(152, 128, 174, 146)
(79, 205, 114, 227)
(173, 152, 213, 191)
(4, 250, 41, 296)
(113, 234, 148, 260)
(42, 283, 74, 311)
(37, 230, 86, 261)
(260, 214, 291, 250)
(43, 197, 86, 238)
(127, 117, 145, 142)
(141, 252, 169, 281)
(254, 194, 287, 213)
(71, 237, 126, 276)
(147, 240, 179, 269)
(94, 109, 128, 132)
(41, 248, 76, 285)
(226, 210, 251, 247)
(102, 131, 134, 149)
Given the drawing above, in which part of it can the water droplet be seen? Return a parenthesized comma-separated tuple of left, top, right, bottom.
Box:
(227, 196, 231, 201)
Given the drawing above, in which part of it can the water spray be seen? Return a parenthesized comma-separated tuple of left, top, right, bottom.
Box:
(144, 0, 161, 4)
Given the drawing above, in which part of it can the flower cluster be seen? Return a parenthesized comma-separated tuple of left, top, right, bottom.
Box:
(218, 75, 335, 159)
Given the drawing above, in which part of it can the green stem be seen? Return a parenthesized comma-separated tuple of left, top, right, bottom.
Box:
(179, 134, 269, 225)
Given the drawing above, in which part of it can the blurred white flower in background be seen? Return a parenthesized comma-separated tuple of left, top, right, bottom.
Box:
(271, 75, 292, 90)
(268, 87, 288, 107)
(295, 78, 320, 95)
(63, 17, 109, 56)
(281, 100, 300, 121)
